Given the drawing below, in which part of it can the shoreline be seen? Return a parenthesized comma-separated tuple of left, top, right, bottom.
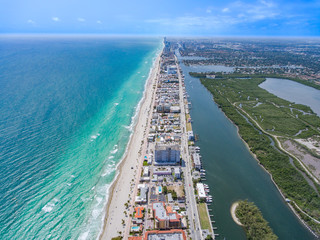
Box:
(230, 202, 243, 226)
(99, 48, 162, 240)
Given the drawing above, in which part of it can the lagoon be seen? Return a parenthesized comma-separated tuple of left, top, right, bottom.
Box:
(260, 78, 320, 116)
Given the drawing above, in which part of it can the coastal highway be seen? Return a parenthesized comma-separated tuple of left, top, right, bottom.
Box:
(175, 55, 203, 240)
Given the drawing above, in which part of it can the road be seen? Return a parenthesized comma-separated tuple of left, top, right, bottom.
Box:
(175, 55, 203, 240)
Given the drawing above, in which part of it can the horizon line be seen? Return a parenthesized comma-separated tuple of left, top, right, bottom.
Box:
(1, 33, 320, 39)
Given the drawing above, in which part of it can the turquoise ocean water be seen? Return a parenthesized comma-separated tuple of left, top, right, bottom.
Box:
(0, 36, 162, 239)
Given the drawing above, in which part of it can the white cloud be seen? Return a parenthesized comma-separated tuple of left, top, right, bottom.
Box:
(145, 0, 283, 32)
(146, 16, 240, 29)
(222, 8, 230, 13)
(231, 0, 279, 20)
(97, 20, 102, 24)
(259, 0, 274, 8)
(52, 17, 60, 22)
(27, 19, 35, 24)
(77, 18, 86, 22)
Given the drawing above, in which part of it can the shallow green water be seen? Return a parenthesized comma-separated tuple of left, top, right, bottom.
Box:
(0, 36, 161, 239)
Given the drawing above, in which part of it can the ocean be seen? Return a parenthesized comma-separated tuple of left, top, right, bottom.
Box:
(0, 36, 162, 239)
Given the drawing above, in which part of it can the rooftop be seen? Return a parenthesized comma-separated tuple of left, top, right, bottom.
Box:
(152, 202, 180, 222)
(145, 230, 187, 240)
(135, 207, 144, 219)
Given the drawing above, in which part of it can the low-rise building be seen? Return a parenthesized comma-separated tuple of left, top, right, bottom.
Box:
(192, 153, 201, 170)
(153, 167, 172, 176)
(143, 167, 149, 177)
(196, 183, 206, 200)
(144, 229, 187, 240)
(174, 167, 181, 179)
(152, 202, 182, 229)
(136, 184, 149, 204)
(135, 207, 144, 219)
(170, 106, 180, 113)
(187, 131, 194, 141)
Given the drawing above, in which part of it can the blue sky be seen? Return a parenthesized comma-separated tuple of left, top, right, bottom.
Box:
(0, 0, 319, 36)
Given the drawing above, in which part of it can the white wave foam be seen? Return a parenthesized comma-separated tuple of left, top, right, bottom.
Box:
(79, 231, 89, 240)
(114, 102, 119, 106)
(108, 156, 114, 159)
(101, 167, 113, 177)
(110, 145, 118, 154)
(42, 199, 58, 213)
(42, 204, 53, 213)
(123, 124, 133, 132)
(110, 149, 118, 154)
(96, 197, 103, 204)
(92, 209, 100, 219)
(91, 134, 100, 140)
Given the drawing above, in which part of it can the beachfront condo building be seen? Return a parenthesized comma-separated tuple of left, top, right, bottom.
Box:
(154, 144, 180, 165)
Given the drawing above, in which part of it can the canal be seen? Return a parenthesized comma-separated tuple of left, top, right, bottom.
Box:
(177, 57, 317, 239)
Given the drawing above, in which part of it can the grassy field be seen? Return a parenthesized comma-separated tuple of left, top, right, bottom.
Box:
(197, 203, 212, 230)
(195, 73, 320, 235)
(186, 113, 192, 132)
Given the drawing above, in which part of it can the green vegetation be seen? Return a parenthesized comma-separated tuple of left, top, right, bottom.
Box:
(190, 72, 320, 91)
(197, 203, 211, 230)
(186, 113, 192, 131)
(236, 200, 278, 240)
(163, 186, 168, 194)
(111, 237, 123, 240)
(194, 73, 320, 235)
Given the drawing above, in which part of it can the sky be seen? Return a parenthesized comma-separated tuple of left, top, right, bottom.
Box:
(0, 0, 319, 36)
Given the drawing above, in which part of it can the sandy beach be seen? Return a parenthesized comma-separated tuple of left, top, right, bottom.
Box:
(99, 50, 161, 240)
(230, 202, 243, 226)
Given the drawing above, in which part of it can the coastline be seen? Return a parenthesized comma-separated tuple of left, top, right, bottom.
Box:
(99, 49, 162, 239)
(230, 202, 243, 226)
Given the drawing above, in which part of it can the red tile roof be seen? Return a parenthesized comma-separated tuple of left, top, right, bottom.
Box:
(135, 207, 144, 219)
